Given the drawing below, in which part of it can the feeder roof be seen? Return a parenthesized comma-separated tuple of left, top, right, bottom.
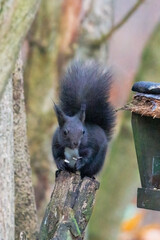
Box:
(132, 81, 160, 95)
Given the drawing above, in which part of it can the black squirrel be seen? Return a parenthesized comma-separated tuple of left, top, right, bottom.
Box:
(52, 61, 115, 178)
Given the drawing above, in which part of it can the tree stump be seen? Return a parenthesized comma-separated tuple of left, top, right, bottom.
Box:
(39, 171, 99, 240)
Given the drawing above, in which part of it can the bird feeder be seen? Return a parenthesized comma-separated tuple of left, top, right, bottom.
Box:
(126, 81, 160, 211)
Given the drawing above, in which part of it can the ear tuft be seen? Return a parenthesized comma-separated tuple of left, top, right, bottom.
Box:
(53, 103, 67, 127)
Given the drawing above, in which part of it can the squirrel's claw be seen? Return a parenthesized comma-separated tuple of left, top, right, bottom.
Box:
(76, 158, 85, 171)
(57, 159, 68, 171)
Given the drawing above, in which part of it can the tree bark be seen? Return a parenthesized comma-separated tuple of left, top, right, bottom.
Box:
(0, 0, 40, 99)
(0, 0, 41, 238)
(39, 171, 99, 240)
(0, 79, 14, 240)
(13, 57, 38, 239)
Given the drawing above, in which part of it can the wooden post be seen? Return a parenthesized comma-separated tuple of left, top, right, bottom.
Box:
(39, 171, 99, 240)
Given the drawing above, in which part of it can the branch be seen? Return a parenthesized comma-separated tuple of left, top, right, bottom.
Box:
(91, 0, 146, 46)
(39, 171, 99, 240)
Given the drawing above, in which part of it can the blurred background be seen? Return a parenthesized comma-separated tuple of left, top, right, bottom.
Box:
(21, 0, 160, 239)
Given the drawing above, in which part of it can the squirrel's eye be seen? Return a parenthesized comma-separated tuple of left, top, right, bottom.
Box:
(82, 130, 85, 135)
(63, 130, 68, 136)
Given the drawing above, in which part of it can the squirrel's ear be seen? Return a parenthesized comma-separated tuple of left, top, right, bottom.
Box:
(54, 103, 67, 127)
(77, 104, 86, 123)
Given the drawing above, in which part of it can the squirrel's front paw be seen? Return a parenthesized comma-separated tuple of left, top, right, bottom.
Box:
(57, 159, 68, 171)
(76, 159, 85, 171)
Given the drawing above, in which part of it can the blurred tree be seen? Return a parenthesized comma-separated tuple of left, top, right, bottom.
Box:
(0, 1, 40, 239)
(135, 23, 160, 84)
(0, 0, 40, 98)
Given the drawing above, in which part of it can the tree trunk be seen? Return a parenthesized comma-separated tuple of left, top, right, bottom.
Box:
(0, 1, 42, 238)
(39, 171, 99, 240)
(0, 79, 14, 240)
(57, 0, 113, 74)
(13, 57, 38, 239)
(74, 0, 113, 61)
(0, 0, 40, 99)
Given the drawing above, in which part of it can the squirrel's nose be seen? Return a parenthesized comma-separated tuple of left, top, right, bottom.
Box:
(73, 142, 78, 148)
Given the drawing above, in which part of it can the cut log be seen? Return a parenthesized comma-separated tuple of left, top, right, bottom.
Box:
(39, 171, 99, 240)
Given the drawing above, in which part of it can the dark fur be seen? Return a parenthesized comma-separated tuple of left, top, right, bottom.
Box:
(52, 61, 115, 178)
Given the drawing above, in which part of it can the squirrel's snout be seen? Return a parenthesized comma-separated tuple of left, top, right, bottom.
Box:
(73, 142, 78, 147)
(71, 141, 79, 149)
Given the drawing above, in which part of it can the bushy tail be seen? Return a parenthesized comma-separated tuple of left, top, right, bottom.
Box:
(59, 61, 116, 140)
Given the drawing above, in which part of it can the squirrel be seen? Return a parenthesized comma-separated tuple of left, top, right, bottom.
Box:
(52, 61, 116, 178)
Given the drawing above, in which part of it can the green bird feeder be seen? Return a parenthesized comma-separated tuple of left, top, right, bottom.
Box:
(127, 81, 160, 211)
